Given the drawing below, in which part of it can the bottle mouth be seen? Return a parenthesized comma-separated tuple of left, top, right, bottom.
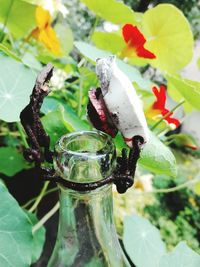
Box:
(54, 131, 116, 184)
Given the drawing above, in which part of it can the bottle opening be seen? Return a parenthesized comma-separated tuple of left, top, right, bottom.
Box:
(54, 131, 116, 184)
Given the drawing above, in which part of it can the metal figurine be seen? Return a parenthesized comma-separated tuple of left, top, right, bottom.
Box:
(20, 57, 147, 194)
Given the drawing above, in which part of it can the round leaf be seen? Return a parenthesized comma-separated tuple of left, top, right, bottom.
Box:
(25, 212, 45, 264)
(81, 0, 138, 25)
(167, 75, 200, 111)
(0, 0, 36, 38)
(123, 215, 166, 267)
(142, 4, 193, 73)
(0, 182, 33, 267)
(0, 54, 36, 122)
(159, 242, 200, 267)
(139, 131, 177, 177)
(0, 147, 27, 176)
(92, 31, 125, 54)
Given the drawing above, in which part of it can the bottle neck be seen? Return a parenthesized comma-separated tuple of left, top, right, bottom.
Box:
(57, 184, 124, 267)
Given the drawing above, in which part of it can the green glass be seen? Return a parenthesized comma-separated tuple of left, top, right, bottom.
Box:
(48, 131, 130, 267)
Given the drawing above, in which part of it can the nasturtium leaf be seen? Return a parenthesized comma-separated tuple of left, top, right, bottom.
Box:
(81, 0, 138, 25)
(42, 104, 89, 148)
(167, 75, 200, 111)
(123, 215, 166, 267)
(42, 106, 71, 148)
(0, 54, 36, 122)
(0, 182, 33, 267)
(0, 147, 27, 176)
(54, 23, 73, 56)
(41, 97, 89, 130)
(25, 212, 45, 264)
(139, 131, 177, 177)
(167, 77, 194, 113)
(74, 41, 150, 89)
(22, 52, 42, 71)
(142, 4, 193, 73)
(159, 242, 200, 267)
(92, 31, 125, 54)
(0, 0, 36, 38)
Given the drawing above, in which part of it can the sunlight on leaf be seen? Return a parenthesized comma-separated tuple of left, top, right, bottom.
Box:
(0, 0, 36, 38)
(92, 31, 125, 54)
(167, 75, 200, 111)
(81, 0, 139, 25)
(0, 54, 36, 122)
(142, 4, 193, 73)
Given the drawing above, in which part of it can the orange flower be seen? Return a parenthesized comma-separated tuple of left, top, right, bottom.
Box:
(147, 85, 180, 128)
(121, 24, 156, 59)
(31, 6, 61, 55)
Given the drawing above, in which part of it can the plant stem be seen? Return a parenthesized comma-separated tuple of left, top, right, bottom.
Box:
(0, 0, 14, 43)
(139, 175, 200, 194)
(22, 187, 58, 209)
(78, 79, 83, 117)
(151, 100, 185, 131)
(16, 122, 29, 148)
(28, 181, 50, 213)
(32, 202, 60, 233)
(88, 16, 99, 41)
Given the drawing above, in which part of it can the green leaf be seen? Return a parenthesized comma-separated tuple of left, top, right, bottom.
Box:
(41, 97, 89, 130)
(54, 23, 73, 56)
(0, 147, 27, 176)
(74, 41, 150, 89)
(81, 0, 138, 25)
(42, 106, 70, 148)
(0, 182, 33, 267)
(167, 75, 200, 110)
(123, 215, 166, 267)
(139, 131, 177, 177)
(0, 53, 36, 122)
(22, 52, 42, 71)
(0, 0, 36, 38)
(159, 242, 200, 267)
(42, 104, 89, 148)
(142, 4, 193, 73)
(26, 212, 45, 264)
(92, 31, 125, 54)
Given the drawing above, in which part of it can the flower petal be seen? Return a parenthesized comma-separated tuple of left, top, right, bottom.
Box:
(122, 24, 156, 59)
(36, 6, 51, 29)
(38, 26, 61, 55)
(152, 84, 166, 110)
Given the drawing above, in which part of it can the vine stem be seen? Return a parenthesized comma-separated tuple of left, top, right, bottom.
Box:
(22, 187, 58, 209)
(32, 202, 60, 233)
(16, 122, 29, 148)
(151, 99, 185, 131)
(28, 181, 50, 213)
(138, 175, 200, 195)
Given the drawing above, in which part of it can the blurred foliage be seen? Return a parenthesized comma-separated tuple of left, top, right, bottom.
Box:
(144, 159, 200, 253)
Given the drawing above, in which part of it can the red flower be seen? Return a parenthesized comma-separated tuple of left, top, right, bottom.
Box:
(149, 85, 180, 128)
(122, 24, 156, 59)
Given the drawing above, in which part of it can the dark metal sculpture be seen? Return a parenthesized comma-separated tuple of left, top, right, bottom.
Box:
(20, 64, 142, 194)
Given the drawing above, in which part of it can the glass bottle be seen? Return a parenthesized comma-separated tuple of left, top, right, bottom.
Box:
(48, 131, 130, 267)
